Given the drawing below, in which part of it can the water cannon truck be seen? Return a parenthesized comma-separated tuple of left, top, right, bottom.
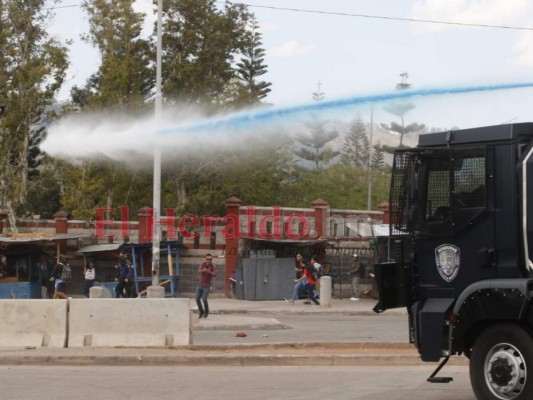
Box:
(374, 123, 533, 400)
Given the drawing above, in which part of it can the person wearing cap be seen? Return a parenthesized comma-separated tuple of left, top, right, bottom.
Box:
(347, 253, 364, 301)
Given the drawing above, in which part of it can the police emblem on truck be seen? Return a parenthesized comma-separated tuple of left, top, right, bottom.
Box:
(435, 244, 460, 282)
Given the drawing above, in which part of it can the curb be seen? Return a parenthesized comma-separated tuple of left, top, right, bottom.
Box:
(0, 342, 469, 367)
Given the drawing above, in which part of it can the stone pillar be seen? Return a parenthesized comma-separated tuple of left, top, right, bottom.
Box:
(312, 199, 329, 238)
(54, 210, 68, 257)
(224, 196, 242, 298)
(137, 207, 153, 244)
(0, 210, 7, 236)
(377, 202, 390, 224)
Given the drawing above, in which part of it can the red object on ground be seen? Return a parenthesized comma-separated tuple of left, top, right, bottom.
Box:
(235, 332, 247, 337)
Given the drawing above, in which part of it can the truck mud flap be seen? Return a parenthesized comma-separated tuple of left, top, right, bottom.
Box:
(373, 262, 411, 313)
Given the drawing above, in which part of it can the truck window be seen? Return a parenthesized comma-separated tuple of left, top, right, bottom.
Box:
(424, 150, 486, 233)
(390, 147, 487, 237)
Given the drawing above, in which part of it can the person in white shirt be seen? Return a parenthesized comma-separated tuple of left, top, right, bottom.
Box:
(84, 262, 96, 298)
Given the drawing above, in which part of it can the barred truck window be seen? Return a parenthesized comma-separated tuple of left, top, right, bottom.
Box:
(453, 157, 486, 209)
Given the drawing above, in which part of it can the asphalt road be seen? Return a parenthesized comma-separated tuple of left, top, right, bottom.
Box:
(193, 313, 410, 345)
(0, 365, 475, 400)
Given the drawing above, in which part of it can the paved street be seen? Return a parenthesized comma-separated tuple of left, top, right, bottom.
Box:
(0, 365, 475, 400)
(193, 314, 409, 345)
(0, 298, 476, 399)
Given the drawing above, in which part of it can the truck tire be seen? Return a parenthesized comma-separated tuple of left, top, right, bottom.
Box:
(470, 323, 533, 400)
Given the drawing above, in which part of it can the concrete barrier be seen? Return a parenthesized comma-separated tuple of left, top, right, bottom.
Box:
(68, 298, 192, 347)
(0, 300, 67, 348)
(89, 286, 112, 298)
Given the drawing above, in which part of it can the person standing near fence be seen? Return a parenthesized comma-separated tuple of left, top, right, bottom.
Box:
(347, 253, 364, 301)
(196, 253, 217, 319)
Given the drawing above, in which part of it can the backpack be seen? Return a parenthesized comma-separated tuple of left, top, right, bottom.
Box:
(61, 263, 72, 283)
(311, 264, 326, 281)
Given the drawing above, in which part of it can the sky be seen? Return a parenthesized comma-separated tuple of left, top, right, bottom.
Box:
(46, 0, 533, 135)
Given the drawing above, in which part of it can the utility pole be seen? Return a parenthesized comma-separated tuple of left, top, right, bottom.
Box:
(367, 105, 374, 210)
(152, 0, 163, 286)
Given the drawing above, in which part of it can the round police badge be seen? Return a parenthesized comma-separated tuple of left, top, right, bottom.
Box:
(435, 244, 460, 282)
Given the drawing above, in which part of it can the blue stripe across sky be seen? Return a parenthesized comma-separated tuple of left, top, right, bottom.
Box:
(158, 81, 533, 136)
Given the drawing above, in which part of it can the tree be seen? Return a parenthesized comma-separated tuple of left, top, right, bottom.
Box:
(343, 117, 369, 166)
(231, 16, 271, 107)
(0, 0, 68, 229)
(293, 83, 339, 169)
(61, 157, 153, 220)
(381, 72, 425, 147)
(279, 162, 391, 210)
(73, 0, 153, 113)
(371, 141, 385, 169)
(161, 0, 251, 111)
(161, 133, 292, 215)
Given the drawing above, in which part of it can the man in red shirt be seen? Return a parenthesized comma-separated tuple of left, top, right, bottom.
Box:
(196, 253, 217, 319)
(301, 256, 320, 305)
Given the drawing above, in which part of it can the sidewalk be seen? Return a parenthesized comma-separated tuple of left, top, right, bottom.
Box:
(195, 297, 406, 317)
(192, 297, 406, 331)
(0, 297, 433, 367)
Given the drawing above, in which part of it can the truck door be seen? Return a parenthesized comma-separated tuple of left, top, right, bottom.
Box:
(374, 147, 494, 313)
(414, 147, 495, 299)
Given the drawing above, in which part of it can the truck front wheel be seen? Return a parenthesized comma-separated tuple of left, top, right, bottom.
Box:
(470, 324, 533, 400)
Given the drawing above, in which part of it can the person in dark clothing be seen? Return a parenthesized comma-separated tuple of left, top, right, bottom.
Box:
(301, 257, 320, 306)
(115, 253, 134, 298)
(49, 260, 68, 299)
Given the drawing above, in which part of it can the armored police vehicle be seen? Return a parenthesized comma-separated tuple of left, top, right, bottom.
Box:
(374, 123, 533, 400)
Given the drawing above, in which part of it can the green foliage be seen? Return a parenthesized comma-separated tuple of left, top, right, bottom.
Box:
(74, 0, 153, 113)
(25, 156, 63, 219)
(279, 162, 391, 210)
(162, 133, 293, 215)
(0, 0, 68, 224)
(60, 157, 153, 220)
(161, 0, 251, 111)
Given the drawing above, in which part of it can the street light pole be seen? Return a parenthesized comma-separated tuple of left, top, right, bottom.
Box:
(367, 104, 374, 210)
(152, 0, 163, 286)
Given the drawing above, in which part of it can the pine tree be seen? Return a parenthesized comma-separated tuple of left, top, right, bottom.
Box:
(372, 141, 385, 169)
(381, 72, 425, 147)
(232, 17, 271, 107)
(343, 117, 370, 166)
(293, 83, 339, 169)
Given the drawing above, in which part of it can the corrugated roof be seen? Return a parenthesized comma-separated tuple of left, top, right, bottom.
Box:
(76, 243, 123, 253)
(0, 233, 93, 243)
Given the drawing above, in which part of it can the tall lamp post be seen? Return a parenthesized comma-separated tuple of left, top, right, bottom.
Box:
(152, 0, 163, 286)
(367, 104, 374, 210)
